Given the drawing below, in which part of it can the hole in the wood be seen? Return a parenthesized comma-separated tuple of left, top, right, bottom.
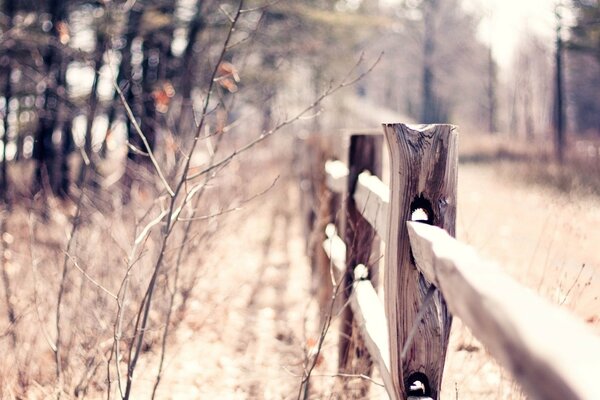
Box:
(406, 372, 431, 397)
(410, 195, 434, 225)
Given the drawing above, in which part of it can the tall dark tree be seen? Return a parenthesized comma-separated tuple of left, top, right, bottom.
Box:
(568, 0, 600, 135)
(33, 0, 71, 196)
(105, 1, 144, 155)
(570, 0, 600, 61)
(82, 5, 110, 170)
(1, 0, 16, 201)
(177, 0, 205, 137)
(421, 0, 440, 123)
(487, 46, 497, 133)
(554, 3, 566, 162)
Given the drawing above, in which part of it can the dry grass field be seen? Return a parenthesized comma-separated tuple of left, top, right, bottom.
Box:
(1, 132, 599, 399)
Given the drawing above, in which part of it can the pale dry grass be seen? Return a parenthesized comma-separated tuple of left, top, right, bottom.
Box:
(0, 129, 288, 398)
(2, 131, 599, 400)
(0, 179, 214, 398)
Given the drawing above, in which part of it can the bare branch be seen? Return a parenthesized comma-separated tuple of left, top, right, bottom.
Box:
(113, 81, 175, 197)
(177, 176, 279, 222)
(187, 53, 384, 181)
(124, 3, 247, 398)
(55, 177, 87, 393)
(64, 252, 117, 300)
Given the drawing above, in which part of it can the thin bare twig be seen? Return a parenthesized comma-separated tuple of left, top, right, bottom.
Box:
(297, 269, 346, 399)
(0, 213, 17, 346)
(124, 2, 246, 399)
(151, 132, 228, 398)
(28, 216, 57, 352)
(64, 252, 117, 300)
(113, 81, 175, 197)
(186, 53, 384, 181)
(240, 0, 281, 14)
(176, 176, 279, 222)
(284, 367, 384, 387)
(559, 264, 586, 306)
(55, 177, 87, 396)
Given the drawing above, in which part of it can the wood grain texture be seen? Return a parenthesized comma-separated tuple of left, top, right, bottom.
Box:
(338, 134, 383, 397)
(382, 123, 457, 399)
(407, 222, 600, 400)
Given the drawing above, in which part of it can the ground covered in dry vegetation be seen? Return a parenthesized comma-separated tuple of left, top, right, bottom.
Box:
(1, 136, 600, 399)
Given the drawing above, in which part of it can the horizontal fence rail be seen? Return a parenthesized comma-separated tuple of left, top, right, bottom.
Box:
(307, 123, 600, 400)
(322, 223, 346, 274)
(349, 264, 394, 395)
(408, 222, 600, 400)
(325, 162, 389, 237)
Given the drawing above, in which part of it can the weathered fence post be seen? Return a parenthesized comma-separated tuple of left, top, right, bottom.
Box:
(382, 123, 457, 399)
(300, 135, 340, 326)
(338, 133, 382, 396)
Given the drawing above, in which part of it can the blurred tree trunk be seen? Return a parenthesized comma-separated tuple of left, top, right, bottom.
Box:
(568, 0, 600, 136)
(82, 26, 109, 177)
(487, 46, 497, 133)
(421, 0, 438, 123)
(158, 3, 176, 83)
(105, 2, 144, 151)
(261, 54, 277, 134)
(33, 0, 69, 196)
(55, 57, 71, 195)
(554, 4, 565, 163)
(132, 36, 159, 164)
(60, 117, 73, 194)
(523, 87, 534, 140)
(1, 0, 15, 202)
(178, 3, 205, 137)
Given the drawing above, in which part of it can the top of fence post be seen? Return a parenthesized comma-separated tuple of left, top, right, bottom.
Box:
(382, 123, 458, 399)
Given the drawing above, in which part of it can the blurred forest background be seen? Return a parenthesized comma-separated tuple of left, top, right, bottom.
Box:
(1, 0, 600, 199)
(1, 0, 600, 398)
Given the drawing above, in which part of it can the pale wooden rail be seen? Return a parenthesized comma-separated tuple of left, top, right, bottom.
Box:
(321, 223, 346, 274)
(354, 171, 389, 237)
(408, 222, 600, 400)
(312, 123, 600, 400)
(350, 265, 394, 397)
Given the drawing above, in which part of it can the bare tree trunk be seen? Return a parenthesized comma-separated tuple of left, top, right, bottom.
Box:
(82, 29, 108, 175)
(554, 4, 566, 163)
(1, 66, 11, 203)
(60, 117, 73, 195)
(523, 78, 535, 140)
(34, 0, 69, 196)
(421, 0, 438, 123)
(135, 37, 159, 163)
(487, 46, 497, 133)
(0, 1, 15, 203)
(1, 0, 15, 202)
(178, 2, 205, 137)
(104, 3, 144, 147)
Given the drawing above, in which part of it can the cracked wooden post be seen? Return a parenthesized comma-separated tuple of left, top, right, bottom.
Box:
(338, 133, 382, 396)
(382, 123, 457, 399)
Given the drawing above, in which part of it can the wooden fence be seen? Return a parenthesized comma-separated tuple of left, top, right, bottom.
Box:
(305, 123, 600, 400)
